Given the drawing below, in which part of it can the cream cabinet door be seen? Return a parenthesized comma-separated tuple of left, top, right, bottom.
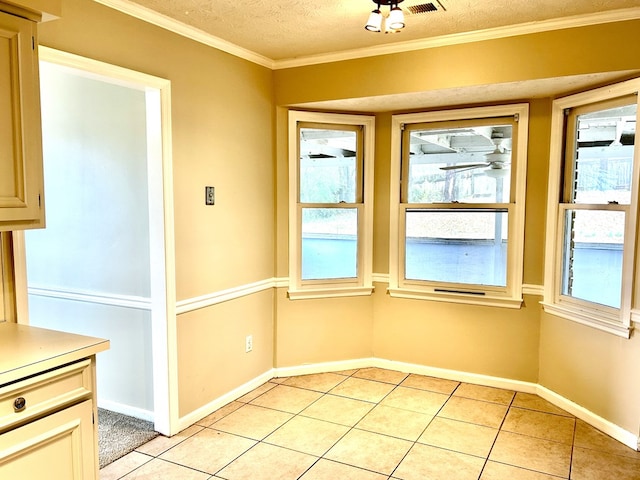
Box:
(0, 10, 44, 231)
(0, 400, 96, 479)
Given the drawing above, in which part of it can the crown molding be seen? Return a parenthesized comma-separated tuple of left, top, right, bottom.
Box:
(93, 1, 640, 71)
(93, 0, 275, 69)
(274, 7, 640, 69)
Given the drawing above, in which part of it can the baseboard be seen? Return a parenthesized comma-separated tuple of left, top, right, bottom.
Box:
(177, 368, 276, 431)
(536, 385, 638, 450)
(275, 357, 539, 394)
(373, 358, 637, 450)
(98, 399, 155, 423)
(177, 357, 638, 451)
(372, 358, 539, 394)
(274, 358, 376, 377)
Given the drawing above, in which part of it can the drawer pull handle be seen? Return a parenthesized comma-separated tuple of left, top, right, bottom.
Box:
(13, 397, 26, 412)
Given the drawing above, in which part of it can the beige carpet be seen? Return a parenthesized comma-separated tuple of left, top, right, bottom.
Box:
(98, 408, 159, 468)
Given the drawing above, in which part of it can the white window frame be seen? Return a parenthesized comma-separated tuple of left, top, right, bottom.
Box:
(288, 111, 375, 300)
(389, 104, 529, 308)
(543, 79, 640, 338)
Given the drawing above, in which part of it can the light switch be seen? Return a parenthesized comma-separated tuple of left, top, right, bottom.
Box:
(205, 186, 215, 205)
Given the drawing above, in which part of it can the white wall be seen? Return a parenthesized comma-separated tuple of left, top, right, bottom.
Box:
(25, 62, 154, 418)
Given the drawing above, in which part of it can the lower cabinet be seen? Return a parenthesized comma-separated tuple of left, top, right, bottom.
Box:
(0, 324, 108, 479)
(0, 356, 101, 479)
(0, 399, 95, 478)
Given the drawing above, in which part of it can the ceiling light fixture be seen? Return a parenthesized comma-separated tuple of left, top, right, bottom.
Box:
(365, 0, 405, 33)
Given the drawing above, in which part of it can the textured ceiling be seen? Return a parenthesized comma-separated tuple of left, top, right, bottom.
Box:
(124, 0, 640, 61)
(99, 0, 640, 111)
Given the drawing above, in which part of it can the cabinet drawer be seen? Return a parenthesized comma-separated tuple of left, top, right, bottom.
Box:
(0, 399, 95, 479)
(0, 359, 92, 432)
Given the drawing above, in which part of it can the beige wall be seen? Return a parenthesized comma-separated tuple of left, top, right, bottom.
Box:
(275, 288, 374, 368)
(274, 19, 640, 438)
(178, 290, 274, 416)
(39, 0, 275, 299)
(274, 21, 640, 106)
(38, 0, 276, 421)
(539, 313, 640, 436)
(34, 0, 640, 438)
(522, 99, 552, 286)
(373, 290, 541, 382)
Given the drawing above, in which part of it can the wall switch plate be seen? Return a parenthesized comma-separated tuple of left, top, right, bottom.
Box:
(205, 186, 215, 205)
(245, 335, 253, 353)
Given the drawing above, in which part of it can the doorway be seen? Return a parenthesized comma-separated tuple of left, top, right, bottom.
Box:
(15, 48, 176, 435)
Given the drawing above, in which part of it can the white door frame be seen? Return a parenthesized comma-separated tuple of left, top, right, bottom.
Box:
(13, 47, 178, 436)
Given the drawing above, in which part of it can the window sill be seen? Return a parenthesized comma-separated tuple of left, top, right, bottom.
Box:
(388, 287, 523, 309)
(541, 301, 633, 338)
(287, 285, 375, 300)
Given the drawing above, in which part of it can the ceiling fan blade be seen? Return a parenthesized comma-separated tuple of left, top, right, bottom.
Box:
(439, 163, 488, 171)
(487, 162, 510, 169)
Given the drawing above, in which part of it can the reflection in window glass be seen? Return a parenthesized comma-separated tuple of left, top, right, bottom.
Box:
(407, 125, 512, 204)
(572, 104, 636, 205)
(562, 209, 624, 308)
(560, 100, 635, 309)
(299, 128, 357, 203)
(405, 209, 508, 286)
(301, 208, 357, 280)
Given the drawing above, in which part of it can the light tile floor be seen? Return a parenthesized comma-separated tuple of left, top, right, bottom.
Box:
(100, 367, 640, 480)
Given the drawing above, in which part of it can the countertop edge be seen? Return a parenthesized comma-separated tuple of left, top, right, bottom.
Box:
(0, 323, 110, 386)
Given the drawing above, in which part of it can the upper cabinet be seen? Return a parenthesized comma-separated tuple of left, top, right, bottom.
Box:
(0, 1, 61, 21)
(0, 1, 59, 231)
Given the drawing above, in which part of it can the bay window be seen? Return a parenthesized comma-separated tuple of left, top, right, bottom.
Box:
(288, 111, 375, 299)
(389, 104, 529, 307)
(543, 80, 639, 337)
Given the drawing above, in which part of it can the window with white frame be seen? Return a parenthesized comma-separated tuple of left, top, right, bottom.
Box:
(288, 111, 375, 299)
(389, 104, 529, 308)
(543, 80, 639, 337)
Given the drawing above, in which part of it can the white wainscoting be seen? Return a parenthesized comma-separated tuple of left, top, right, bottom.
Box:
(28, 285, 152, 311)
(175, 277, 545, 315)
(176, 278, 277, 314)
(28, 285, 154, 421)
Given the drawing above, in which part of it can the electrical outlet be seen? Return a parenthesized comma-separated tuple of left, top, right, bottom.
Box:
(245, 335, 253, 353)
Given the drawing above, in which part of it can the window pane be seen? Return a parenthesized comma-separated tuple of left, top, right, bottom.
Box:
(561, 209, 623, 308)
(405, 210, 508, 286)
(302, 208, 357, 280)
(407, 124, 511, 203)
(572, 103, 636, 205)
(299, 128, 357, 203)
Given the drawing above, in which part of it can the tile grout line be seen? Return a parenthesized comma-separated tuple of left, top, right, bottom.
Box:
(116, 423, 210, 479)
(113, 370, 601, 479)
(238, 369, 407, 479)
(388, 378, 466, 479)
(268, 369, 417, 479)
(294, 369, 410, 479)
(475, 390, 517, 480)
(366, 372, 412, 479)
(215, 369, 374, 480)
(568, 416, 578, 480)
(278, 374, 354, 480)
